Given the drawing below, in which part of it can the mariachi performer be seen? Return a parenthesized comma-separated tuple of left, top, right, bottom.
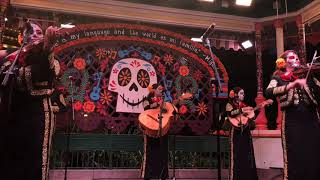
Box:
(226, 87, 258, 180)
(0, 20, 65, 180)
(265, 50, 320, 180)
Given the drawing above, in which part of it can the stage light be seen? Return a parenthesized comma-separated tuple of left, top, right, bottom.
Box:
(60, 23, 75, 29)
(4, 18, 8, 22)
(198, 0, 215, 2)
(191, 37, 203, 42)
(84, 114, 88, 117)
(236, 0, 252, 6)
(241, 40, 253, 49)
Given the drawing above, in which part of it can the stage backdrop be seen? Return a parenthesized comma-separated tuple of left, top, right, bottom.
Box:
(54, 23, 228, 135)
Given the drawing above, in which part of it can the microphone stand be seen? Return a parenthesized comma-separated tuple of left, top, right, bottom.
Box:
(64, 76, 74, 180)
(204, 37, 222, 180)
(158, 91, 168, 180)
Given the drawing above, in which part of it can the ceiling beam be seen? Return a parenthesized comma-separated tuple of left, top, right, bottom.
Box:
(9, 0, 320, 33)
(10, 0, 256, 33)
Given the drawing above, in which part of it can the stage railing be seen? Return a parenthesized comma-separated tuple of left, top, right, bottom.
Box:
(50, 134, 230, 169)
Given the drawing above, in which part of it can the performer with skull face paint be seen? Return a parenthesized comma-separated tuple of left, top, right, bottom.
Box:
(226, 87, 258, 180)
(266, 50, 320, 180)
(0, 21, 65, 180)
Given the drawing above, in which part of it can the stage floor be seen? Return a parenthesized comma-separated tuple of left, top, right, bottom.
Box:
(49, 168, 283, 180)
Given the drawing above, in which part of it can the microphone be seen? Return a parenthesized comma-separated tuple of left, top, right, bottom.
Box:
(200, 23, 216, 41)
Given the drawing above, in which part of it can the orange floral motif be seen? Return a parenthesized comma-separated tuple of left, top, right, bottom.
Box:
(163, 54, 174, 65)
(196, 102, 208, 116)
(193, 70, 204, 81)
(100, 90, 112, 105)
(73, 101, 83, 111)
(96, 48, 106, 59)
(73, 58, 86, 70)
(179, 105, 188, 114)
(179, 66, 190, 77)
(83, 101, 95, 113)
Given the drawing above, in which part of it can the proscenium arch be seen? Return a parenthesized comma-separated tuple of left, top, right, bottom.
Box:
(55, 23, 229, 86)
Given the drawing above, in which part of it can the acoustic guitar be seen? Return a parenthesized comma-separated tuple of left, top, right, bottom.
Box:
(228, 99, 273, 128)
(138, 92, 192, 137)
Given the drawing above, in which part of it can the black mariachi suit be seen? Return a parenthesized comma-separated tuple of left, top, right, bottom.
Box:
(226, 102, 258, 180)
(0, 46, 65, 180)
(141, 92, 169, 180)
(266, 75, 320, 180)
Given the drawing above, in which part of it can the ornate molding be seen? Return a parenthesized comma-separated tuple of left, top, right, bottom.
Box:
(10, 0, 320, 33)
(11, 0, 255, 32)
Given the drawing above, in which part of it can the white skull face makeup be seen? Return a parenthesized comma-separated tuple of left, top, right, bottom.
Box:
(286, 51, 300, 69)
(238, 89, 245, 102)
(108, 58, 157, 113)
(23, 22, 43, 43)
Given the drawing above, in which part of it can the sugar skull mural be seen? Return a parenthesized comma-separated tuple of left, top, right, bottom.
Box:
(108, 58, 157, 113)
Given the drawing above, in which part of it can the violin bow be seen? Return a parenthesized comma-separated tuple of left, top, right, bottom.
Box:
(306, 50, 320, 79)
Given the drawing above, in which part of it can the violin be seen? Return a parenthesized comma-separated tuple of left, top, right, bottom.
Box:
(293, 63, 320, 78)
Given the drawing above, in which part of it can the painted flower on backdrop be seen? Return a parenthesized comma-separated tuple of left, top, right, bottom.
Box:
(196, 102, 208, 116)
(96, 48, 106, 60)
(83, 101, 96, 113)
(152, 56, 161, 65)
(163, 54, 174, 65)
(73, 58, 86, 70)
(96, 102, 108, 116)
(193, 70, 204, 81)
(100, 58, 109, 71)
(179, 66, 190, 76)
(100, 90, 113, 105)
(179, 105, 188, 114)
(73, 101, 83, 111)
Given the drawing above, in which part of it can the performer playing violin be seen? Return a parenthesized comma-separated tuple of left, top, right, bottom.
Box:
(0, 20, 65, 180)
(226, 87, 258, 180)
(265, 50, 320, 180)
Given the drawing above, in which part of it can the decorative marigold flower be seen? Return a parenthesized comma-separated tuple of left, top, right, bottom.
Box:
(179, 66, 190, 76)
(276, 58, 286, 69)
(179, 105, 188, 114)
(196, 102, 208, 116)
(163, 54, 174, 65)
(100, 90, 112, 105)
(73, 58, 86, 70)
(229, 90, 235, 98)
(83, 101, 95, 113)
(96, 48, 106, 59)
(193, 70, 204, 81)
(73, 101, 83, 111)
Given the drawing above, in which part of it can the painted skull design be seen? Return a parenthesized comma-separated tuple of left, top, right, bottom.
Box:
(108, 58, 157, 113)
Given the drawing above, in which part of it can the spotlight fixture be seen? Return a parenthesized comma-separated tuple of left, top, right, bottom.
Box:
(236, 0, 252, 6)
(4, 17, 8, 22)
(191, 37, 203, 42)
(198, 0, 215, 2)
(241, 40, 253, 49)
(60, 23, 75, 29)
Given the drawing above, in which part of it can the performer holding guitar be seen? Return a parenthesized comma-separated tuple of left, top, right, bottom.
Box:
(139, 83, 191, 180)
(226, 87, 259, 180)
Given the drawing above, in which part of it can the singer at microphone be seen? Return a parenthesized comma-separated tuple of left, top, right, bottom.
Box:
(201, 23, 216, 41)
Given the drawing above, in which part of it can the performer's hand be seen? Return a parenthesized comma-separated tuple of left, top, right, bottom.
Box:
(0, 50, 8, 60)
(242, 106, 253, 113)
(287, 78, 306, 90)
(44, 26, 59, 49)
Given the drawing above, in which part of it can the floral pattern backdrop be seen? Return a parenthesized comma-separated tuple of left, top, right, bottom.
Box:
(54, 23, 229, 135)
